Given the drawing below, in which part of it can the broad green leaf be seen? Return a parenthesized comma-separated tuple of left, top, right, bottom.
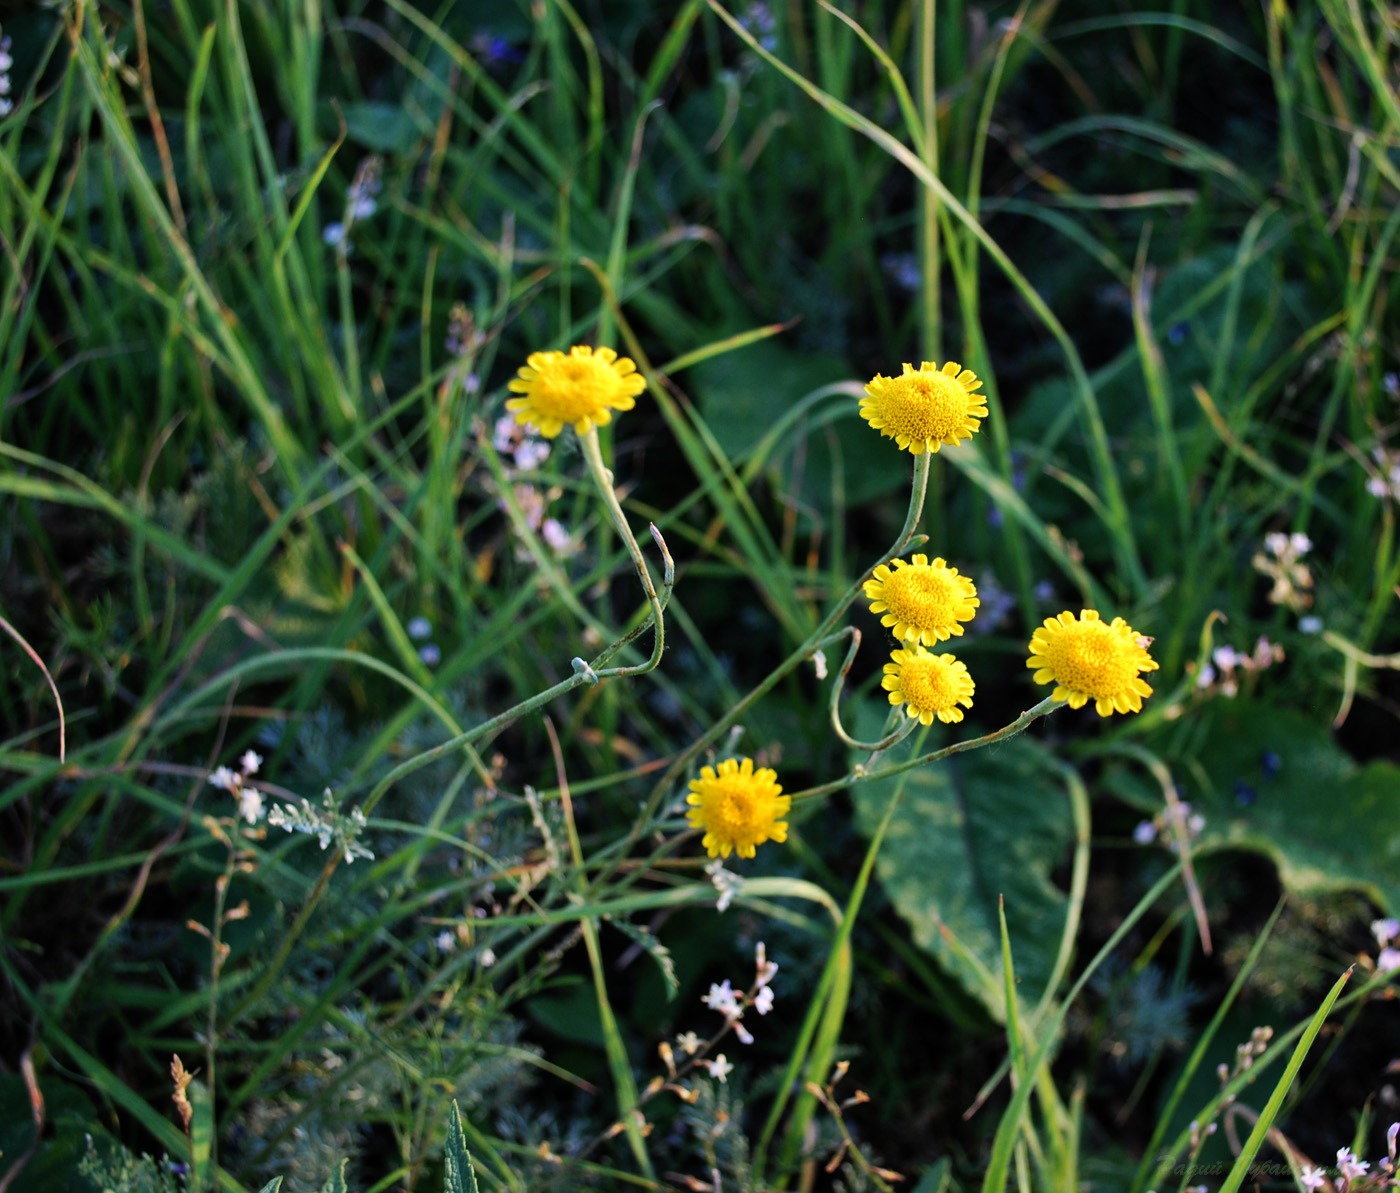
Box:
(1182, 702, 1400, 912)
(445, 1101, 481, 1193)
(690, 340, 903, 506)
(851, 734, 1073, 1020)
(340, 102, 425, 153)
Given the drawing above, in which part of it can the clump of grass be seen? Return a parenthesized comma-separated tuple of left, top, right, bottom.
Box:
(3, 2, 1399, 1191)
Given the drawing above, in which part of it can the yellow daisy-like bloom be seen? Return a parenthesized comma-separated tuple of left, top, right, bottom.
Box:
(1026, 608, 1160, 716)
(859, 360, 988, 454)
(506, 344, 647, 439)
(686, 757, 791, 860)
(865, 554, 980, 645)
(883, 646, 975, 725)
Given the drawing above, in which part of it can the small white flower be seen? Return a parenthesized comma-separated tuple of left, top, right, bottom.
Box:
(514, 438, 551, 470)
(435, 930, 456, 953)
(237, 787, 265, 824)
(419, 644, 442, 667)
(541, 518, 573, 553)
(704, 1054, 733, 1083)
(733, 1019, 754, 1045)
(1133, 820, 1157, 845)
(1213, 645, 1241, 670)
(1299, 615, 1324, 634)
(754, 941, 778, 987)
(1195, 662, 1217, 689)
(1377, 946, 1400, 973)
(479, 947, 497, 968)
(240, 750, 262, 776)
(1372, 918, 1399, 947)
(676, 1031, 701, 1055)
(753, 986, 774, 1015)
(1299, 1165, 1327, 1190)
(407, 616, 432, 641)
(1338, 1150, 1369, 1181)
(322, 221, 347, 247)
(209, 766, 238, 791)
(706, 859, 742, 913)
(1264, 531, 1289, 557)
(492, 416, 519, 453)
(1289, 532, 1312, 555)
(811, 649, 828, 680)
(703, 980, 742, 1018)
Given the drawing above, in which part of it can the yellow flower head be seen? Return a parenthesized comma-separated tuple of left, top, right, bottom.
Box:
(883, 646, 975, 725)
(506, 344, 646, 439)
(1026, 608, 1160, 717)
(686, 757, 790, 860)
(859, 361, 987, 454)
(865, 554, 980, 645)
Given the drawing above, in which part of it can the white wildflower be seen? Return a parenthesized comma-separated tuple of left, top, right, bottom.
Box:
(237, 787, 264, 825)
(209, 766, 238, 791)
(703, 1054, 733, 1083)
(702, 980, 742, 1019)
(754, 941, 778, 987)
(706, 859, 742, 913)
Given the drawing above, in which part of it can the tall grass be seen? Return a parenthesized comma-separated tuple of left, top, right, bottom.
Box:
(2, 1, 1398, 1190)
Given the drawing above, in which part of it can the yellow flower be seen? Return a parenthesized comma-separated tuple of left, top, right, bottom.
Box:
(859, 360, 987, 454)
(1026, 609, 1159, 716)
(506, 344, 646, 438)
(686, 757, 790, 860)
(865, 554, 979, 645)
(882, 646, 975, 725)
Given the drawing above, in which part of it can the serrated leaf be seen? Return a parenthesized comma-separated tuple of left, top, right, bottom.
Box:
(609, 918, 679, 999)
(445, 1100, 481, 1193)
(1185, 702, 1400, 911)
(318, 1157, 349, 1193)
(851, 736, 1073, 1020)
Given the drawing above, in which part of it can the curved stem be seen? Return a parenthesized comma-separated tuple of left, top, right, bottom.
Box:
(791, 696, 1064, 802)
(823, 625, 917, 752)
(578, 427, 672, 679)
(594, 454, 935, 884)
(351, 441, 670, 821)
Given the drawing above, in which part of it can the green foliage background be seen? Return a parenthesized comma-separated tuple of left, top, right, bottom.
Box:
(1, 0, 1398, 1189)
